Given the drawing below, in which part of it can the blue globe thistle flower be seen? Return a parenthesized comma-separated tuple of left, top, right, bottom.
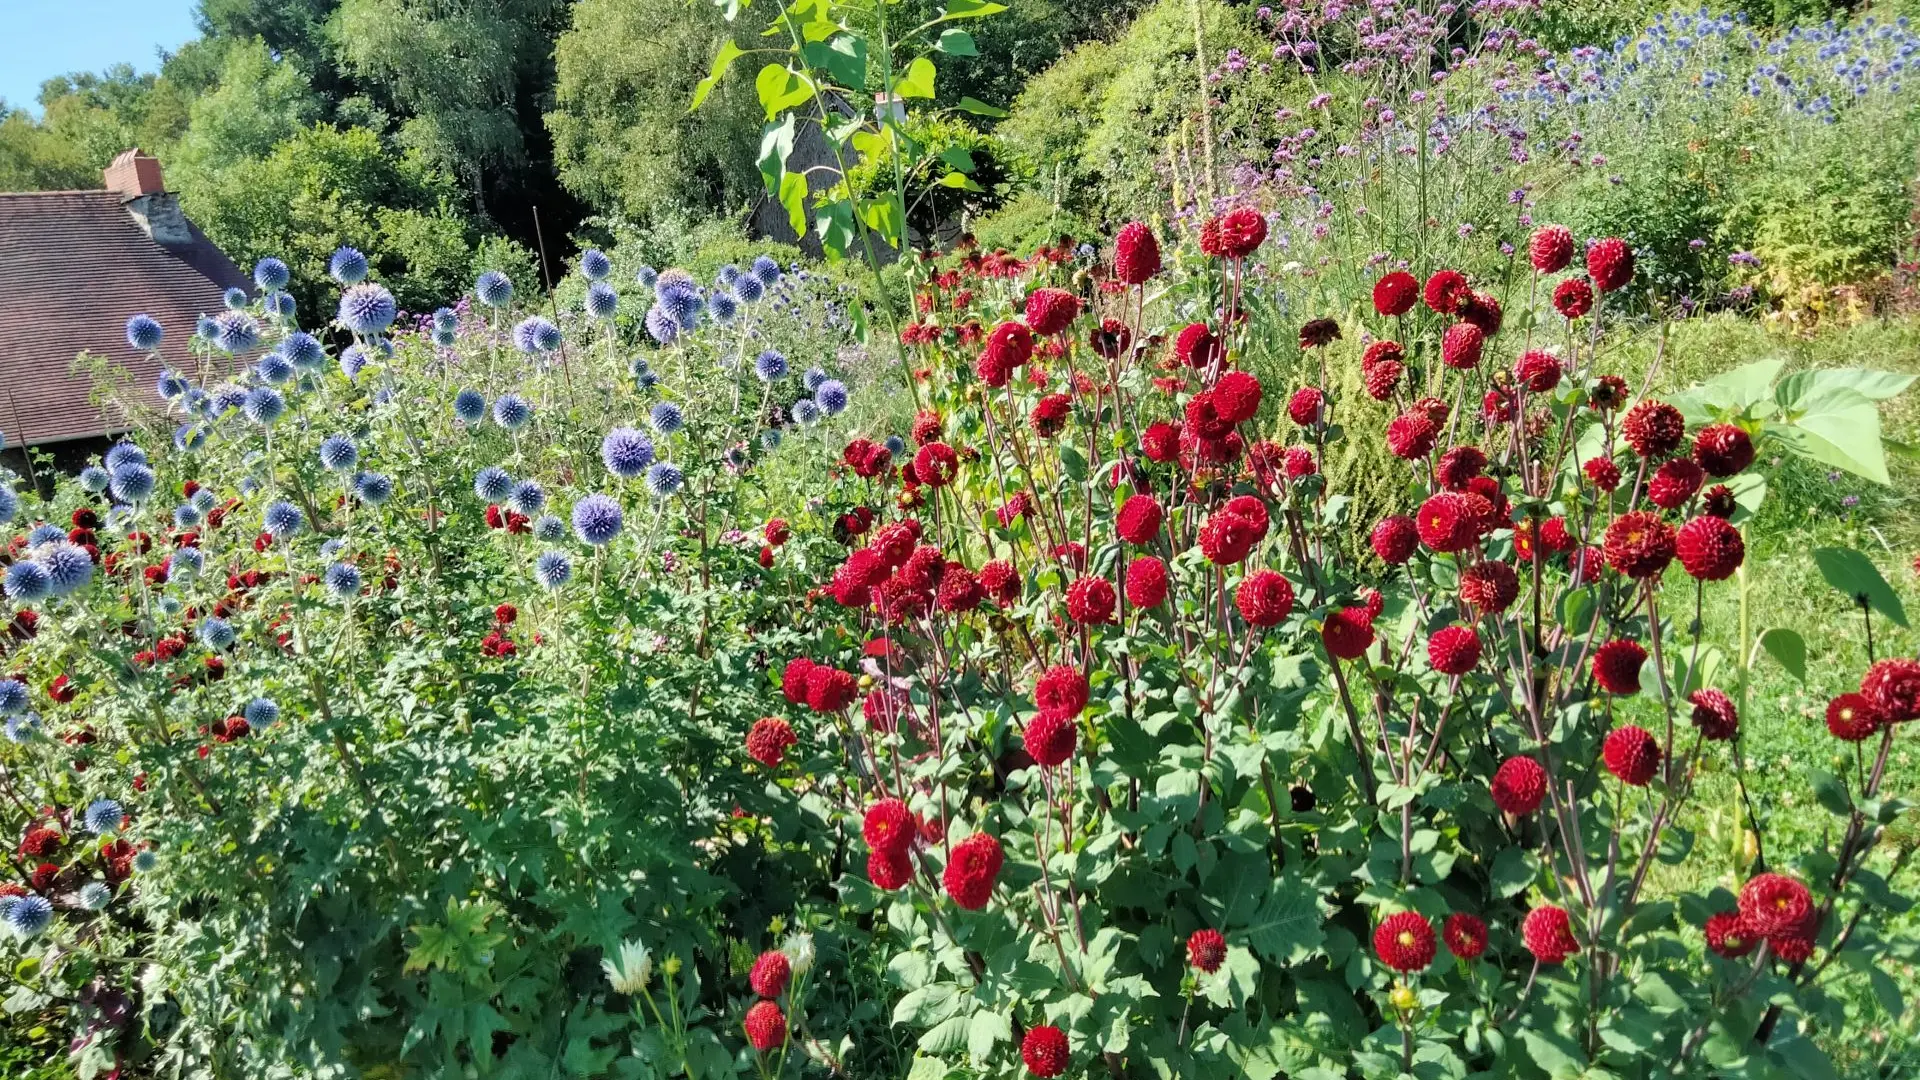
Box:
(733, 273, 764, 303)
(172, 504, 201, 529)
(492, 394, 533, 431)
(754, 350, 788, 382)
(586, 282, 619, 321)
(338, 283, 398, 335)
(109, 464, 156, 503)
(432, 307, 458, 333)
(600, 427, 655, 478)
(751, 255, 782, 287)
(883, 434, 906, 457)
(0, 487, 16, 526)
(532, 514, 565, 541)
(802, 367, 828, 392)
(338, 344, 369, 382)
(170, 546, 204, 578)
(657, 283, 703, 330)
(329, 246, 370, 285)
(644, 306, 678, 344)
(223, 286, 250, 311)
(319, 538, 345, 561)
(27, 524, 64, 546)
(512, 316, 562, 354)
(199, 617, 235, 650)
(791, 399, 822, 426)
(716, 264, 741, 288)
(155, 370, 187, 399)
(173, 424, 205, 453)
(353, 472, 393, 505)
(262, 501, 305, 540)
(645, 461, 684, 498)
(38, 543, 90, 594)
(254, 257, 291, 290)
(283, 332, 326, 370)
(265, 292, 296, 319)
(628, 356, 651, 379)
(196, 313, 218, 341)
(77, 882, 111, 911)
(210, 384, 247, 414)
(636, 370, 659, 391)
(238, 477, 259, 497)
(707, 290, 739, 326)
(508, 480, 546, 516)
(476, 270, 514, 308)
(3, 712, 41, 743)
(243, 387, 286, 425)
(814, 379, 849, 416)
(474, 466, 514, 502)
(636, 265, 658, 288)
(649, 402, 684, 435)
(211, 311, 261, 354)
(3, 894, 53, 937)
(432, 326, 457, 347)
(534, 550, 573, 589)
(79, 466, 110, 494)
(126, 314, 164, 351)
(83, 798, 123, 834)
(0, 678, 27, 716)
(656, 268, 695, 290)
(132, 850, 158, 873)
(319, 435, 359, 472)
(182, 388, 210, 416)
(571, 493, 623, 545)
(255, 352, 295, 385)
(581, 249, 613, 281)
(453, 389, 487, 424)
(324, 562, 363, 598)
(190, 487, 216, 513)
(243, 697, 280, 727)
(762, 427, 783, 450)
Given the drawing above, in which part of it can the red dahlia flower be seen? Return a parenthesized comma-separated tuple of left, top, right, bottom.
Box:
(1523, 904, 1580, 964)
(1236, 570, 1295, 628)
(1622, 400, 1686, 458)
(1030, 394, 1072, 438)
(1287, 387, 1324, 426)
(805, 666, 859, 713)
(1113, 221, 1161, 284)
(1861, 658, 1920, 722)
(1491, 755, 1547, 815)
(1415, 493, 1474, 553)
(1214, 372, 1263, 426)
(986, 321, 1035, 367)
(1586, 237, 1634, 292)
(743, 1001, 787, 1052)
(913, 442, 960, 487)
(1023, 711, 1076, 767)
(747, 717, 797, 767)
(1373, 271, 1419, 316)
(1116, 495, 1163, 545)
(943, 832, 1004, 909)
(1688, 688, 1739, 740)
(1198, 511, 1260, 566)
(1459, 560, 1519, 614)
(1603, 510, 1676, 579)
(1460, 292, 1503, 336)
(1738, 873, 1812, 938)
(1435, 445, 1487, 490)
(1141, 421, 1181, 463)
(1692, 423, 1755, 477)
(1299, 318, 1341, 348)
(1213, 207, 1268, 258)
(1705, 911, 1756, 958)
(749, 950, 791, 998)
(1024, 288, 1080, 336)
(1602, 725, 1661, 786)
(869, 847, 913, 889)
(1529, 224, 1574, 272)
(979, 560, 1021, 606)
(1125, 556, 1169, 607)
(1648, 459, 1706, 510)
(1582, 456, 1622, 491)
(912, 410, 943, 445)
(1364, 360, 1405, 401)
(1514, 349, 1562, 392)
(1552, 278, 1593, 319)
(1424, 269, 1470, 314)
(1440, 322, 1484, 369)
(1374, 911, 1437, 972)
(864, 797, 915, 855)
(1444, 913, 1488, 960)
(1065, 577, 1116, 625)
(937, 564, 983, 612)
(1675, 515, 1744, 580)
(1825, 693, 1880, 741)
(1427, 626, 1481, 675)
(1322, 606, 1375, 660)
(1386, 412, 1438, 460)
(1283, 447, 1317, 478)
(1371, 516, 1419, 564)
(1592, 640, 1647, 694)
(1021, 1025, 1070, 1077)
(1174, 323, 1220, 368)
(1187, 928, 1227, 972)
(1089, 318, 1131, 359)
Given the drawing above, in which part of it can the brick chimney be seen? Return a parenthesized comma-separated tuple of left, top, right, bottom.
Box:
(104, 149, 191, 248)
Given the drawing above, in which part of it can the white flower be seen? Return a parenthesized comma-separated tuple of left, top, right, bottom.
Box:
(781, 931, 816, 976)
(603, 939, 653, 994)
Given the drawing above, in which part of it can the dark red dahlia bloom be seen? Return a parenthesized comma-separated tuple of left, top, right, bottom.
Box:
(1440, 322, 1484, 369)
(1692, 424, 1755, 477)
(1701, 484, 1737, 519)
(1198, 511, 1260, 566)
(987, 320, 1035, 367)
(1435, 445, 1487, 491)
(743, 1000, 787, 1052)
(1185, 391, 1232, 440)
(1705, 911, 1756, 958)
(1282, 447, 1316, 478)
(979, 560, 1021, 606)
(1089, 318, 1131, 359)
(1582, 456, 1622, 491)
(1021, 1024, 1070, 1077)
(1287, 387, 1324, 427)
(1861, 658, 1920, 722)
(1738, 873, 1812, 938)
(1648, 459, 1705, 510)
(1373, 271, 1419, 316)
(1365, 359, 1404, 401)
(1371, 516, 1419, 564)
(1459, 560, 1519, 614)
(1213, 207, 1268, 258)
(805, 666, 859, 713)
(1444, 913, 1488, 960)
(1622, 400, 1687, 458)
(1024, 711, 1077, 767)
(1491, 755, 1547, 815)
(1125, 555, 1168, 607)
(1386, 412, 1438, 460)
(1825, 692, 1880, 741)
(1586, 237, 1634, 292)
(912, 410, 943, 445)
(1592, 640, 1647, 695)
(1025, 288, 1080, 336)
(1224, 495, 1270, 538)
(1515, 349, 1562, 392)
(1116, 495, 1163, 545)
(1187, 928, 1227, 972)
(913, 442, 960, 487)
(1141, 421, 1181, 463)
(1423, 269, 1470, 314)
(1688, 688, 1739, 740)
(1768, 911, 1819, 964)
(1675, 516, 1744, 581)
(1553, 277, 1593, 319)
(1522, 904, 1580, 964)
(864, 797, 915, 855)
(781, 658, 816, 704)
(1529, 224, 1574, 272)
(749, 950, 792, 998)
(869, 847, 913, 889)
(1603, 511, 1676, 579)
(1214, 372, 1263, 426)
(943, 832, 1004, 909)
(1415, 493, 1474, 553)
(937, 564, 984, 612)
(1374, 911, 1437, 972)
(1034, 665, 1089, 720)
(1065, 577, 1117, 625)
(1236, 570, 1295, 628)
(1174, 322, 1220, 368)
(1587, 374, 1629, 411)
(1299, 317, 1341, 348)
(1602, 725, 1661, 786)
(1427, 626, 1481, 675)
(1030, 394, 1073, 438)
(1113, 221, 1161, 284)
(1321, 606, 1375, 660)
(1459, 292, 1503, 336)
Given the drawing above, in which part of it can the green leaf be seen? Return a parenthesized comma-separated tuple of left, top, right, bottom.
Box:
(894, 56, 937, 99)
(919, 1014, 970, 1055)
(1756, 627, 1805, 681)
(955, 95, 1008, 117)
(1811, 546, 1907, 627)
(756, 114, 797, 192)
(1520, 1029, 1588, 1080)
(1490, 846, 1539, 898)
(1672, 357, 1784, 424)
(941, 0, 1007, 19)
(1807, 768, 1852, 816)
(935, 171, 984, 191)
(935, 28, 978, 55)
(815, 198, 856, 261)
(1725, 470, 1766, 523)
(1774, 387, 1892, 484)
(801, 35, 867, 87)
(1770, 1035, 1840, 1080)
(776, 171, 808, 242)
(937, 145, 975, 171)
(966, 1010, 1011, 1060)
(1778, 368, 1916, 406)
(1058, 443, 1088, 482)
(754, 63, 812, 120)
(1243, 877, 1325, 965)
(691, 40, 745, 111)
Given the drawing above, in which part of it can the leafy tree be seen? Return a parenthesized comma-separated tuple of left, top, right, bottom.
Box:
(167, 38, 324, 176)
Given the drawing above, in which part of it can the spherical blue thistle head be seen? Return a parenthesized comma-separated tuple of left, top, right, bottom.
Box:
(26, 523, 65, 547)
(255, 352, 295, 386)
(585, 282, 619, 321)
(265, 292, 296, 319)
(172, 504, 201, 529)
(453, 389, 487, 424)
(173, 424, 205, 453)
(580, 249, 613, 281)
(2, 712, 41, 743)
(210, 384, 247, 415)
(199, 617, 235, 650)
(534, 550, 573, 589)
(512, 316, 562, 354)
(211, 311, 261, 354)
(432, 307, 459, 333)
(283, 332, 326, 370)
(338, 283, 397, 335)
(628, 356, 651, 379)
(649, 401, 684, 436)
(79, 466, 110, 494)
(532, 514, 565, 541)
(600, 427, 655, 478)
(706, 291, 739, 326)
(262, 500, 305, 540)
(492, 394, 533, 431)
(339, 345, 370, 382)
(132, 850, 157, 873)
(324, 562, 363, 599)
(353, 471, 394, 505)
(475, 270, 514, 309)
(814, 379, 849, 416)
(3, 894, 52, 937)
(645, 461, 684, 498)
(802, 367, 828, 392)
(37, 542, 93, 596)
(83, 798, 123, 834)
(224, 287, 253, 313)
(636, 370, 659, 391)
(196, 313, 218, 341)
(318, 434, 358, 472)
(791, 399, 822, 426)
(432, 326, 457, 347)
(716, 264, 741, 289)
(883, 434, 908, 458)
(0, 678, 26, 719)
(182, 388, 211, 416)
(636, 265, 658, 288)
(189, 487, 216, 514)
(657, 283, 703, 330)
(243, 697, 280, 727)
(644, 306, 678, 344)
(753, 350, 788, 383)
(761, 427, 783, 450)
(0, 488, 15, 527)
(126, 314, 164, 351)
(156, 368, 189, 400)
(571, 493, 623, 545)
(170, 546, 204, 578)
(474, 466, 514, 502)
(243, 387, 286, 426)
(77, 882, 112, 911)
(329, 246, 370, 285)
(109, 464, 156, 503)
(254, 257, 291, 291)
(508, 480, 546, 516)
(751, 255, 782, 287)
(733, 273, 764, 303)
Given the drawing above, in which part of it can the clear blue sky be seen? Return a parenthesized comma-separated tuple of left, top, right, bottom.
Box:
(1, 0, 202, 112)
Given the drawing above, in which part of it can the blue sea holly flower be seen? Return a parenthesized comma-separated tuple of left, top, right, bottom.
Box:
(170, 546, 204, 578)
(27, 524, 64, 546)
(433, 326, 458, 347)
(109, 464, 156, 503)
(83, 798, 123, 834)
(716, 264, 741, 288)
(329, 246, 370, 285)
(324, 562, 363, 599)
(256, 352, 295, 385)
(474, 466, 514, 502)
(581, 249, 612, 281)
(339, 346, 371, 382)
(224, 286, 250, 310)
(354, 471, 394, 505)
(243, 387, 286, 426)
(3, 712, 41, 743)
(707, 291, 739, 326)
(492, 394, 533, 431)
(319, 435, 359, 472)
(211, 311, 260, 354)
(644, 306, 679, 344)
(432, 307, 459, 333)
(586, 282, 619, 321)
(453, 389, 487, 424)
(534, 550, 573, 589)
(571, 493, 624, 545)
(645, 462, 684, 498)
(191, 487, 216, 513)
(210, 384, 247, 414)
(243, 697, 280, 727)
(172, 505, 202, 529)
(0, 679, 27, 716)
(3, 894, 53, 938)
(196, 314, 218, 341)
(0, 487, 16, 526)
(77, 883, 111, 911)
(803, 367, 828, 392)
(649, 402, 684, 436)
(601, 427, 656, 478)
(532, 514, 565, 541)
(156, 370, 188, 399)
(339, 283, 398, 335)
(508, 480, 546, 516)
(751, 255, 782, 286)
(476, 270, 514, 308)
(126, 314, 164, 351)
(814, 379, 849, 416)
(884, 434, 906, 457)
(80, 467, 110, 494)
(513, 316, 562, 354)
(266, 292, 296, 319)
(754, 350, 788, 382)
(791, 399, 822, 427)
(262, 501, 305, 540)
(636, 265, 658, 288)
(254, 257, 291, 290)
(173, 425, 205, 453)
(283, 332, 326, 370)
(733, 274, 764, 303)
(199, 617, 236, 650)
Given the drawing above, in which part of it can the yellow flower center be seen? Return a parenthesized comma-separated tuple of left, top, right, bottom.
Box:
(1398, 931, 1416, 947)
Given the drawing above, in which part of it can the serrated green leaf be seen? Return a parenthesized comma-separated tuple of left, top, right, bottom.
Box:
(1243, 877, 1325, 965)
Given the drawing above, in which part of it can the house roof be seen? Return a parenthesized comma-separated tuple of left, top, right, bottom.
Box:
(0, 188, 249, 446)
